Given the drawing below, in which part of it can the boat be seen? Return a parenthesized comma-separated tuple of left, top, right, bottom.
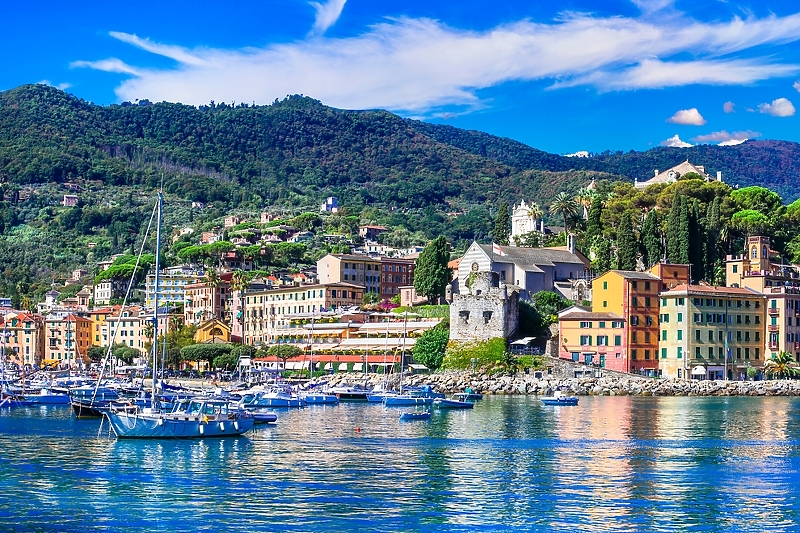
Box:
(250, 409, 278, 424)
(433, 393, 474, 410)
(241, 388, 306, 408)
(399, 410, 431, 421)
(21, 387, 70, 405)
(540, 390, 579, 406)
(463, 387, 483, 401)
(105, 398, 255, 439)
(0, 394, 36, 408)
(69, 385, 121, 417)
(301, 391, 339, 405)
(102, 190, 254, 439)
(329, 384, 371, 402)
(382, 385, 441, 407)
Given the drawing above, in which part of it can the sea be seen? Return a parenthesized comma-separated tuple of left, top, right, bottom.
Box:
(1, 396, 799, 533)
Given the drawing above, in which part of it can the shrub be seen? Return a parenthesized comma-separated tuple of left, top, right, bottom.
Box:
(180, 343, 233, 364)
(442, 338, 507, 371)
(412, 323, 450, 371)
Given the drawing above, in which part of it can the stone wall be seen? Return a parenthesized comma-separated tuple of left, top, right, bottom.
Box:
(450, 271, 519, 341)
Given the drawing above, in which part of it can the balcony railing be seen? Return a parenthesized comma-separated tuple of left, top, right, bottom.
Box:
(768, 325, 781, 333)
(769, 342, 779, 350)
(768, 307, 780, 316)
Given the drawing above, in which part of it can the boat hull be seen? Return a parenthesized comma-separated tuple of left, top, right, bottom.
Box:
(105, 411, 255, 439)
(433, 399, 473, 409)
(71, 400, 108, 418)
(302, 393, 339, 405)
(400, 411, 431, 421)
(540, 397, 579, 406)
(383, 396, 433, 407)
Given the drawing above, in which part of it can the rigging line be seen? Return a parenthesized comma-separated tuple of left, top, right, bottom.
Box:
(93, 199, 159, 400)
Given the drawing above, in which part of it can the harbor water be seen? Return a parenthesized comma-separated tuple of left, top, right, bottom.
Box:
(2, 396, 800, 532)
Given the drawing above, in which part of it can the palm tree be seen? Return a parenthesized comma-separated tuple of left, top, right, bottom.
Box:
(526, 203, 545, 231)
(231, 269, 255, 335)
(549, 192, 580, 232)
(203, 268, 221, 320)
(575, 187, 596, 219)
(763, 351, 800, 380)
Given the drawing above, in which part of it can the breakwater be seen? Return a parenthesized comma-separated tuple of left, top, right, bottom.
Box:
(317, 370, 800, 397)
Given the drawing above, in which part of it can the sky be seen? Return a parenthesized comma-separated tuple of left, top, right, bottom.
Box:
(2, 0, 800, 155)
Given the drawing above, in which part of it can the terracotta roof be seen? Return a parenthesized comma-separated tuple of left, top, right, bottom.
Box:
(661, 284, 764, 297)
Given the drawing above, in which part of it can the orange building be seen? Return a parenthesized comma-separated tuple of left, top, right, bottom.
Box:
(0, 312, 45, 368)
(43, 313, 92, 368)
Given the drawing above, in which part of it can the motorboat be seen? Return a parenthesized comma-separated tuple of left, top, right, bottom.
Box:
(399, 410, 431, 421)
(240, 388, 306, 408)
(383, 385, 442, 407)
(328, 384, 371, 402)
(540, 390, 579, 406)
(250, 408, 278, 424)
(21, 387, 70, 405)
(433, 393, 474, 410)
(463, 387, 483, 401)
(300, 391, 339, 405)
(104, 398, 255, 439)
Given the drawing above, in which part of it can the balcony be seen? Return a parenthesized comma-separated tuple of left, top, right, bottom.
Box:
(769, 342, 779, 350)
(768, 325, 781, 333)
(768, 307, 780, 317)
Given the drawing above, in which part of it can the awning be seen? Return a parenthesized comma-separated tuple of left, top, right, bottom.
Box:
(352, 363, 364, 371)
(338, 363, 348, 371)
(408, 364, 428, 371)
(691, 366, 707, 375)
(511, 337, 537, 345)
(284, 362, 310, 370)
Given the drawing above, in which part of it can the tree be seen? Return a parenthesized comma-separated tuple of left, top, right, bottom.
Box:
(665, 191, 681, 263)
(616, 212, 637, 271)
(641, 209, 661, 268)
(413, 236, 451, 303)
(530, 291, 570, 324)
(585, 196, 603, 242)
(492, 202, 510, 245)
(704, 197, 722, 284)
(731, 186, 782, 215)
(180, 343, 233, 367)
(731, 209, 770, 238)
(549, 192, 580, 232)
(763, 351, 800, 380)
(213, 353, 239, 371)
(292, 212, 323, 231)
(412, 322, 449, 370)
(274, 242, 306, 266)
(86, 346, 107, 363)
(592, 237, 612, 274)
(688, 199, 705, 282)
(265, 345, 302, 368)
(111, 343, 140, 365)
(677, 196, 691, 265)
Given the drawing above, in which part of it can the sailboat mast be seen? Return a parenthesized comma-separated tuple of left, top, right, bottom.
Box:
(152, 190, 163, 404)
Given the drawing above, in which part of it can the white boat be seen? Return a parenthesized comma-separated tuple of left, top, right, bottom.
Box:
(540, 390, 579, 406)
(105, 398, 254, 438)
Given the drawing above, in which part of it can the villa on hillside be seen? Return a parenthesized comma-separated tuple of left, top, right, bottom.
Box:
(634, 161, 723, 189)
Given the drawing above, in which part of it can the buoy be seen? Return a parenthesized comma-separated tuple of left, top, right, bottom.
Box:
(355, 427, 361, 432)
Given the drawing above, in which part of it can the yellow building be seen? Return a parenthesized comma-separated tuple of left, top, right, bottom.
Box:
(90, 306, 118, 347)
(659, 285, 765, 380)
(0, 312, 45, 368)
(194, 319, 231, 344)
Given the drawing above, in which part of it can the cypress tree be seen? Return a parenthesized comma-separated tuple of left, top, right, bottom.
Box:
(586, 196, 603, 241)
(641, 209, 661, 268)
(593, 237, 612, 274)
(666, 191, 681, 262)
(616, 212, 637, 271)
(705, 197, 721, 284)
(689, 199, 705, 281)
(677, 196, 691, 265)
(413, 236, 451, 303)
(493, 202, 510, 246)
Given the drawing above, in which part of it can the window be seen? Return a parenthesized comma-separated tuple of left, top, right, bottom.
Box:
(645, 315, 653, 326)
(756, 332, 760, 342)
(645, 282, 651, 291)
(737, 315, 742, 324)
(677, 313, 683, 323)
(597, 335, 608, 346)
(755, 348, 760, 360)
(603, 281, 608, 290)
(737, 347, 742, 359)
(632, 281, 638, 289)
(694, 298, 702, 306)
(696, 347, 701, 358)
(662, 298, 667, 306)
(632, 297, 638, 307)
(645, 332, 650, 343)
(579, 321, 593, 329)
(614, 335, 622, 346)
(571, 352, 580, 362)
(644, 350, 650, 360)
(695, 330, 701, 341)
(745, 332, 750, 341)
(580, 335, 592, 345)
(630, 316, 639, 326)
(661, 330, 667, 341)
(603, 301, 608, 308)
(645, 297, 651, 307)
(737, 331, 742, 341)
(733, 265, 738, 273)
(694, 313, 703, 323)
(677, 330, 683, 341)
(661, 348, 667, 359)
(708, 347, 714, 359)
(599, 322, 606, 328)
(745, 347, 750, 360)
(677, 347, 683, 359)
(678, 298, 685, 305)
(632, 332, 638, 342)
(631, 349, 638, 360)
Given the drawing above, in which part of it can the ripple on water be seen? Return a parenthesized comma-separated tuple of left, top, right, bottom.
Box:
(2, 396, 800, 532)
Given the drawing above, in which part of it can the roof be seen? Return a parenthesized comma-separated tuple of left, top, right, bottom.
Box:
(325, 254, 380, 262)
(478, 244, 585, 267)
(606, 270, 661, 281)
(638, 161, 711, 186)
(661, 284, 764, 297)
(559, 311, 625, 321)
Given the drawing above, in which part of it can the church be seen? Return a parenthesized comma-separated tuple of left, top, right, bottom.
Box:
(634, 161, 723, 189)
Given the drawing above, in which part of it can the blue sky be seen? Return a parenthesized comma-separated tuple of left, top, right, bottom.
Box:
(2, 0, 800, 154)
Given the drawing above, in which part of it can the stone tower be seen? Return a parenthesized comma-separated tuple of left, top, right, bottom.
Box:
(450, 271, 519, 341)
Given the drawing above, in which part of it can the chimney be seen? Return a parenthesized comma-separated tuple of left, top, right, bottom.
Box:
(568, 233, 576, 255)
(717, 171, 722, 182)
(654, 169, 659, 177)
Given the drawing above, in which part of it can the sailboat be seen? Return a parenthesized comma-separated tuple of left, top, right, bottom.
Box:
(103, 190, 254, 439)
(382, 310, 439, 407)
(297, 311, 338, 405)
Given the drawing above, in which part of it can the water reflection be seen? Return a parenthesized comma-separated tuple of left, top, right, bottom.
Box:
(2, 397, 800, 532)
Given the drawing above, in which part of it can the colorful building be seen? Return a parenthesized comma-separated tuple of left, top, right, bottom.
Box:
(658, 285, 765, 380)
(0, 312, 45, 368)
(43, 313, 92, 368)
(557, 310, 627, 371)
(317, 254, 381, 294)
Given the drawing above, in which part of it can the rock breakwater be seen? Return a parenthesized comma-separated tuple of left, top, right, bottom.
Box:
(316, 371, 800, 397)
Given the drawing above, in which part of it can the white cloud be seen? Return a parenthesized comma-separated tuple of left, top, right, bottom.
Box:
(631, 0, 675, 14)
(72, 9, 800, 112)
(692, 130, 761, 144)
(794, 80, 800, 92)
(758, 97, 796, 117)
(70, 58, 143, 76)
(666, 108, 706, 125)
(36, 80, 72, 90)
(660, 134, 692, 147)
(309, 0, 347, 36)
(723, 101, 735, 113)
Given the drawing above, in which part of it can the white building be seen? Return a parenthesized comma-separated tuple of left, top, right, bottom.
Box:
(635, 161, 723, 189)
(510, 200, 545, 245)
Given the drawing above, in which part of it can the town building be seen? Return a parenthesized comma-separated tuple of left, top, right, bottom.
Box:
(224, 215, 242, 228)
(358, 225, 388, 240)
(510, 200, 546, 245)
(320, 196, 339, 213)
(62, 194, 79, 207)
(184, 274, 232, 326)
(145, 266, 203, 310)
(89, 307, 118, 347)
(93, 280, 126, 306)
(634, 161, 723, 189)
(240, 283, 364, 346)
(558, 263, 691, 375)
(0, 312, 45, 368)
(193, 319, 231, 344)
(317, 254, 381, 294)
(457, 241, 589, 300)
(43, 313, 92, 368)
(379, 257, 415, 299)
(658, 285, 765, 380)
(725, 235, 800, 360)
